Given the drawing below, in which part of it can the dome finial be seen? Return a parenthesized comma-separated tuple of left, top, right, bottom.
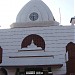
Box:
(31, 0, 41, 1)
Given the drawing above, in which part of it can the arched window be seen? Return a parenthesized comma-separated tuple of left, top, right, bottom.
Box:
(21, 34, 45, 50)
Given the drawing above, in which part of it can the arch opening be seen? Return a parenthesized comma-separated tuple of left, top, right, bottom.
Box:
(21, 34, 45, 50)
(66, 42, 75, 75)
(0, 68, 8, 75)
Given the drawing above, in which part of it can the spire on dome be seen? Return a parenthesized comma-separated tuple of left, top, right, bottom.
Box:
(32, 0, 41, 1)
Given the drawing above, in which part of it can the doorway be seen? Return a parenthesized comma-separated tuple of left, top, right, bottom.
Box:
(0, 68, 8, 75)
(66, 42, 75, 75)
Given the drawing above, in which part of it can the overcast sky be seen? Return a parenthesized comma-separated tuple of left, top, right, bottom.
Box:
(0, 0, 74, 28)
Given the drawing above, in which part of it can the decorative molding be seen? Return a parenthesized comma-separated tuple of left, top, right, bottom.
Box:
(10, 21, 59, 28)
(0, 64, 63, 68)
(9, 55, 54, 58)
(18, 49, 43, 52)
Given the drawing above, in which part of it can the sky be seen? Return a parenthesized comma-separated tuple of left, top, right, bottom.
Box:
(0, 0, 74, 29)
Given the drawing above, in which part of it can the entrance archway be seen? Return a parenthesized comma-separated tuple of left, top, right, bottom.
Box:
(66, 42, 75, 75)
(0, 68, 8, 75)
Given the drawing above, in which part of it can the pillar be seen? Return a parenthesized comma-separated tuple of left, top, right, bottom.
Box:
(43, 67, 48, 75)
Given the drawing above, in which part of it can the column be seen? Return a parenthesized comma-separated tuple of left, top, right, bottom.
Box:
(43, 67, 48, 75)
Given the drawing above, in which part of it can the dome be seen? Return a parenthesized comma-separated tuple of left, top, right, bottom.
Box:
(11, 0, 59, 28)
(16, 0, 54, 23)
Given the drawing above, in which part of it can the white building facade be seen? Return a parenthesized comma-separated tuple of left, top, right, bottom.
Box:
(0, 0, 75, 75)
